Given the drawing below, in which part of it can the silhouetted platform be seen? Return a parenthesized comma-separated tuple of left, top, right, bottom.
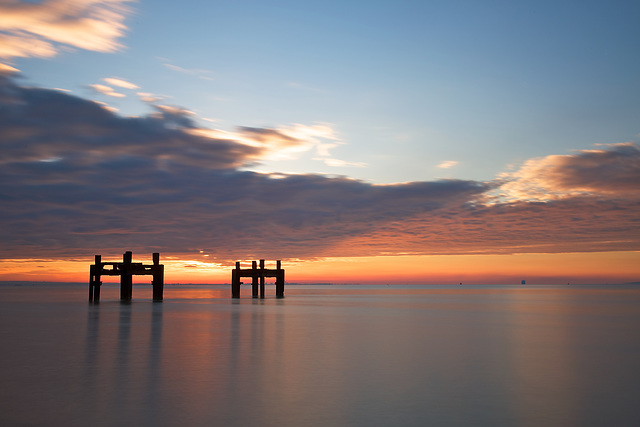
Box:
(89, 251, 164, 303)
(232, 260, 285, 298)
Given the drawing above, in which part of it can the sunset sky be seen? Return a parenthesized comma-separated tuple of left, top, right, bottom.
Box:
(1, 0, 639, 284)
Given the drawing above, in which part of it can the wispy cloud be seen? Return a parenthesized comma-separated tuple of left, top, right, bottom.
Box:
(162, 61, 214, 81)
(89, 83, 125, 97)
(285, 81, 323, 93)
(137, 92, 162, 103)
(103, 77, 138, 89)
(0, 0, 133, 61)
(88, 77, 137, 99)
(317, 158, 366, 168)
(437, 160, 458, 169)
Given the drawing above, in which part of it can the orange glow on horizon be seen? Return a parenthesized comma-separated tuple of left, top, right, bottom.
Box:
(0, 251, 638, 285)
(284, 251, 640, 284)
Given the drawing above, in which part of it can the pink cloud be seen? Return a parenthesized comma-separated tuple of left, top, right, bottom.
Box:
(498, 143, 640, 201)
(330, 196, 640, 257)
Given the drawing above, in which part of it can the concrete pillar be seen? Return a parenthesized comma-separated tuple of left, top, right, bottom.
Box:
(252, 260, 259, 297)
(232, 261, 241, 298)
(89, 255, 102, 303)
(89, 264, 95, 302)
(259, 259, 265, 298)
(120, 251, 133, 302)
(152, 253, 164, 301)
(276, 260, 284, 298)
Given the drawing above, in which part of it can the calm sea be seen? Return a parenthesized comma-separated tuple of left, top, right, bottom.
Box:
(1, 283, 640, 427)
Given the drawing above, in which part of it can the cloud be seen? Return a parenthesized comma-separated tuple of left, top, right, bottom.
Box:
(317, 158, 366, 168)
(189, 122, 356, 165)
(1, 76, 639, 263)
(437, 160, 458, 169)
(285, 81, 323, 93)
(153, 104, 198, 128)
(103, 77, 138, 89)
(92, 99, 118, 112)
(0, 76, 491, 260)
(0, 76, 261, 170)
(163, 61, 214, 81)
(137, 92, 162, 103)
(0, 62, 19, 75)
(0, 0, 133, 60)
(236, 126, 312, 159)
(89, 83, 125, 97)
(0, 31, 57, 59)
(235, 122, 364, 167)
(498, 143, 640, 201)
(331, 196, 640, 257)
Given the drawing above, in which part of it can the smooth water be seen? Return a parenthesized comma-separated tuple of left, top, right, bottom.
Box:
(1, 283, 640, 426)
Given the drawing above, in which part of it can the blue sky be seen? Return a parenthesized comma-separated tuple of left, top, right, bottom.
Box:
(12, 0, 640, 183)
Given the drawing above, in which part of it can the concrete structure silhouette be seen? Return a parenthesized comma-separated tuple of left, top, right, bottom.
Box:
(231, 260, 285, 298)
(89, 251, 164, 303)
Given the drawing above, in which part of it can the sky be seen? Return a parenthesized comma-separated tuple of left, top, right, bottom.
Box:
(1, 0, 639, 284)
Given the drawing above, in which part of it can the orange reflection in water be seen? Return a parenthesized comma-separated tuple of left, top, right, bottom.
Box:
(74, 284, 640, 426)
(163, 285, 229, 300)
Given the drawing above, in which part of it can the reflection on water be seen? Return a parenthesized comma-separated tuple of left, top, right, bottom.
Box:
(1, 284, 640, 426)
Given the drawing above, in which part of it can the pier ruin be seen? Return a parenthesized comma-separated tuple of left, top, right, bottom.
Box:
(89, 251, 164, 303)
(232, 260, 285, 298)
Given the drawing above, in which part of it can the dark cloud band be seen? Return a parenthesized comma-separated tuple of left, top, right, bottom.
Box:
(1, 76, 639, 262)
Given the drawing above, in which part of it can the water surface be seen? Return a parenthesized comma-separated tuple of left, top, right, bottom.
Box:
(1, 283, 640, 426)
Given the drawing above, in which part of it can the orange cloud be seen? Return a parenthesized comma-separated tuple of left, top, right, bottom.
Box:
(437, 160, 459, 169)
(89, 83, 125, 97)
(0, 0, 133, 60)
(324, 194, 640, 259)
(498, 143, 640, 201)
(0, 62, 19, 74)
(103, 77, 138, 89)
